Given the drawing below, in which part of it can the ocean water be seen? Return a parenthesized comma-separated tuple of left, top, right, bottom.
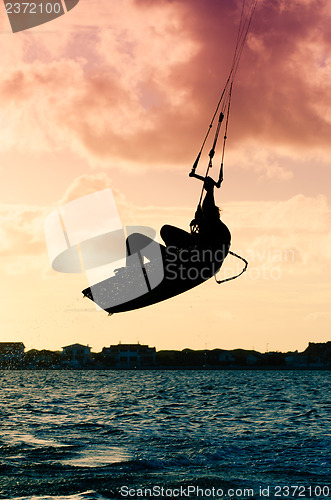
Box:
(0, 370, 330, 500)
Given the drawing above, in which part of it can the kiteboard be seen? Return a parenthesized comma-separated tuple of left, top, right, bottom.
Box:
(82, 231, 230, 314)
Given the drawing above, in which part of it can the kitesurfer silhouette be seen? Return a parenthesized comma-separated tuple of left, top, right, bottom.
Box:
(160, 172, 231, 255)
(81, 0, 256, 314)
(122, 172, 230, 277)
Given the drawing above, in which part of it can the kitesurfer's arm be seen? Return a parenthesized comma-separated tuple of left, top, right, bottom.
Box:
(215, 165, 223, 188)
(189, 172, 205, 182)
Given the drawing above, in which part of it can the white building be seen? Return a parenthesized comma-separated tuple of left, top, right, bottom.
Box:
(62, 343, 91, 365)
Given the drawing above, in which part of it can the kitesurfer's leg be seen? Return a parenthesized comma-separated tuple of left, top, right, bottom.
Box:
(160, 225, 194, 250)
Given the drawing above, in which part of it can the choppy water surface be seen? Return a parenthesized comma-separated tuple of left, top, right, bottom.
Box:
(0, 370, 330, 499)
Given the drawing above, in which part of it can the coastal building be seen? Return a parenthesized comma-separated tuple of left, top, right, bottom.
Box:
(62, 343, 91, 365)
(304, 341, 331, 367)
(0, 342, 25, 362)
(217, 350, 236, 364)
(102, 343, 156, 368)
(285, 342, 331, 368)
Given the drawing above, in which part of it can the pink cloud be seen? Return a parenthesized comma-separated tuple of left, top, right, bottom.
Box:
(0, 0, 331, 175)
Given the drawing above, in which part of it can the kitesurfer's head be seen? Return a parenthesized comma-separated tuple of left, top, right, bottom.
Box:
(203, 176, 216, 192)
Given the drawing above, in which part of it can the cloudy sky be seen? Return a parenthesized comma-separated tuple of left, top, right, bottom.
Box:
(1, 0, 330, 353)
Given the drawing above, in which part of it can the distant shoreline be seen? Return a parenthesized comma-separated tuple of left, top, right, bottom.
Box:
(1, 341, 330, 370)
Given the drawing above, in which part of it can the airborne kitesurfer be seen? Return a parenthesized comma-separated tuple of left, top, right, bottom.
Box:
(161, 172, 230, 257)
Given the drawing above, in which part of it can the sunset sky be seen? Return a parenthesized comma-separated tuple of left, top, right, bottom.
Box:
(1, 0, 330, 354)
